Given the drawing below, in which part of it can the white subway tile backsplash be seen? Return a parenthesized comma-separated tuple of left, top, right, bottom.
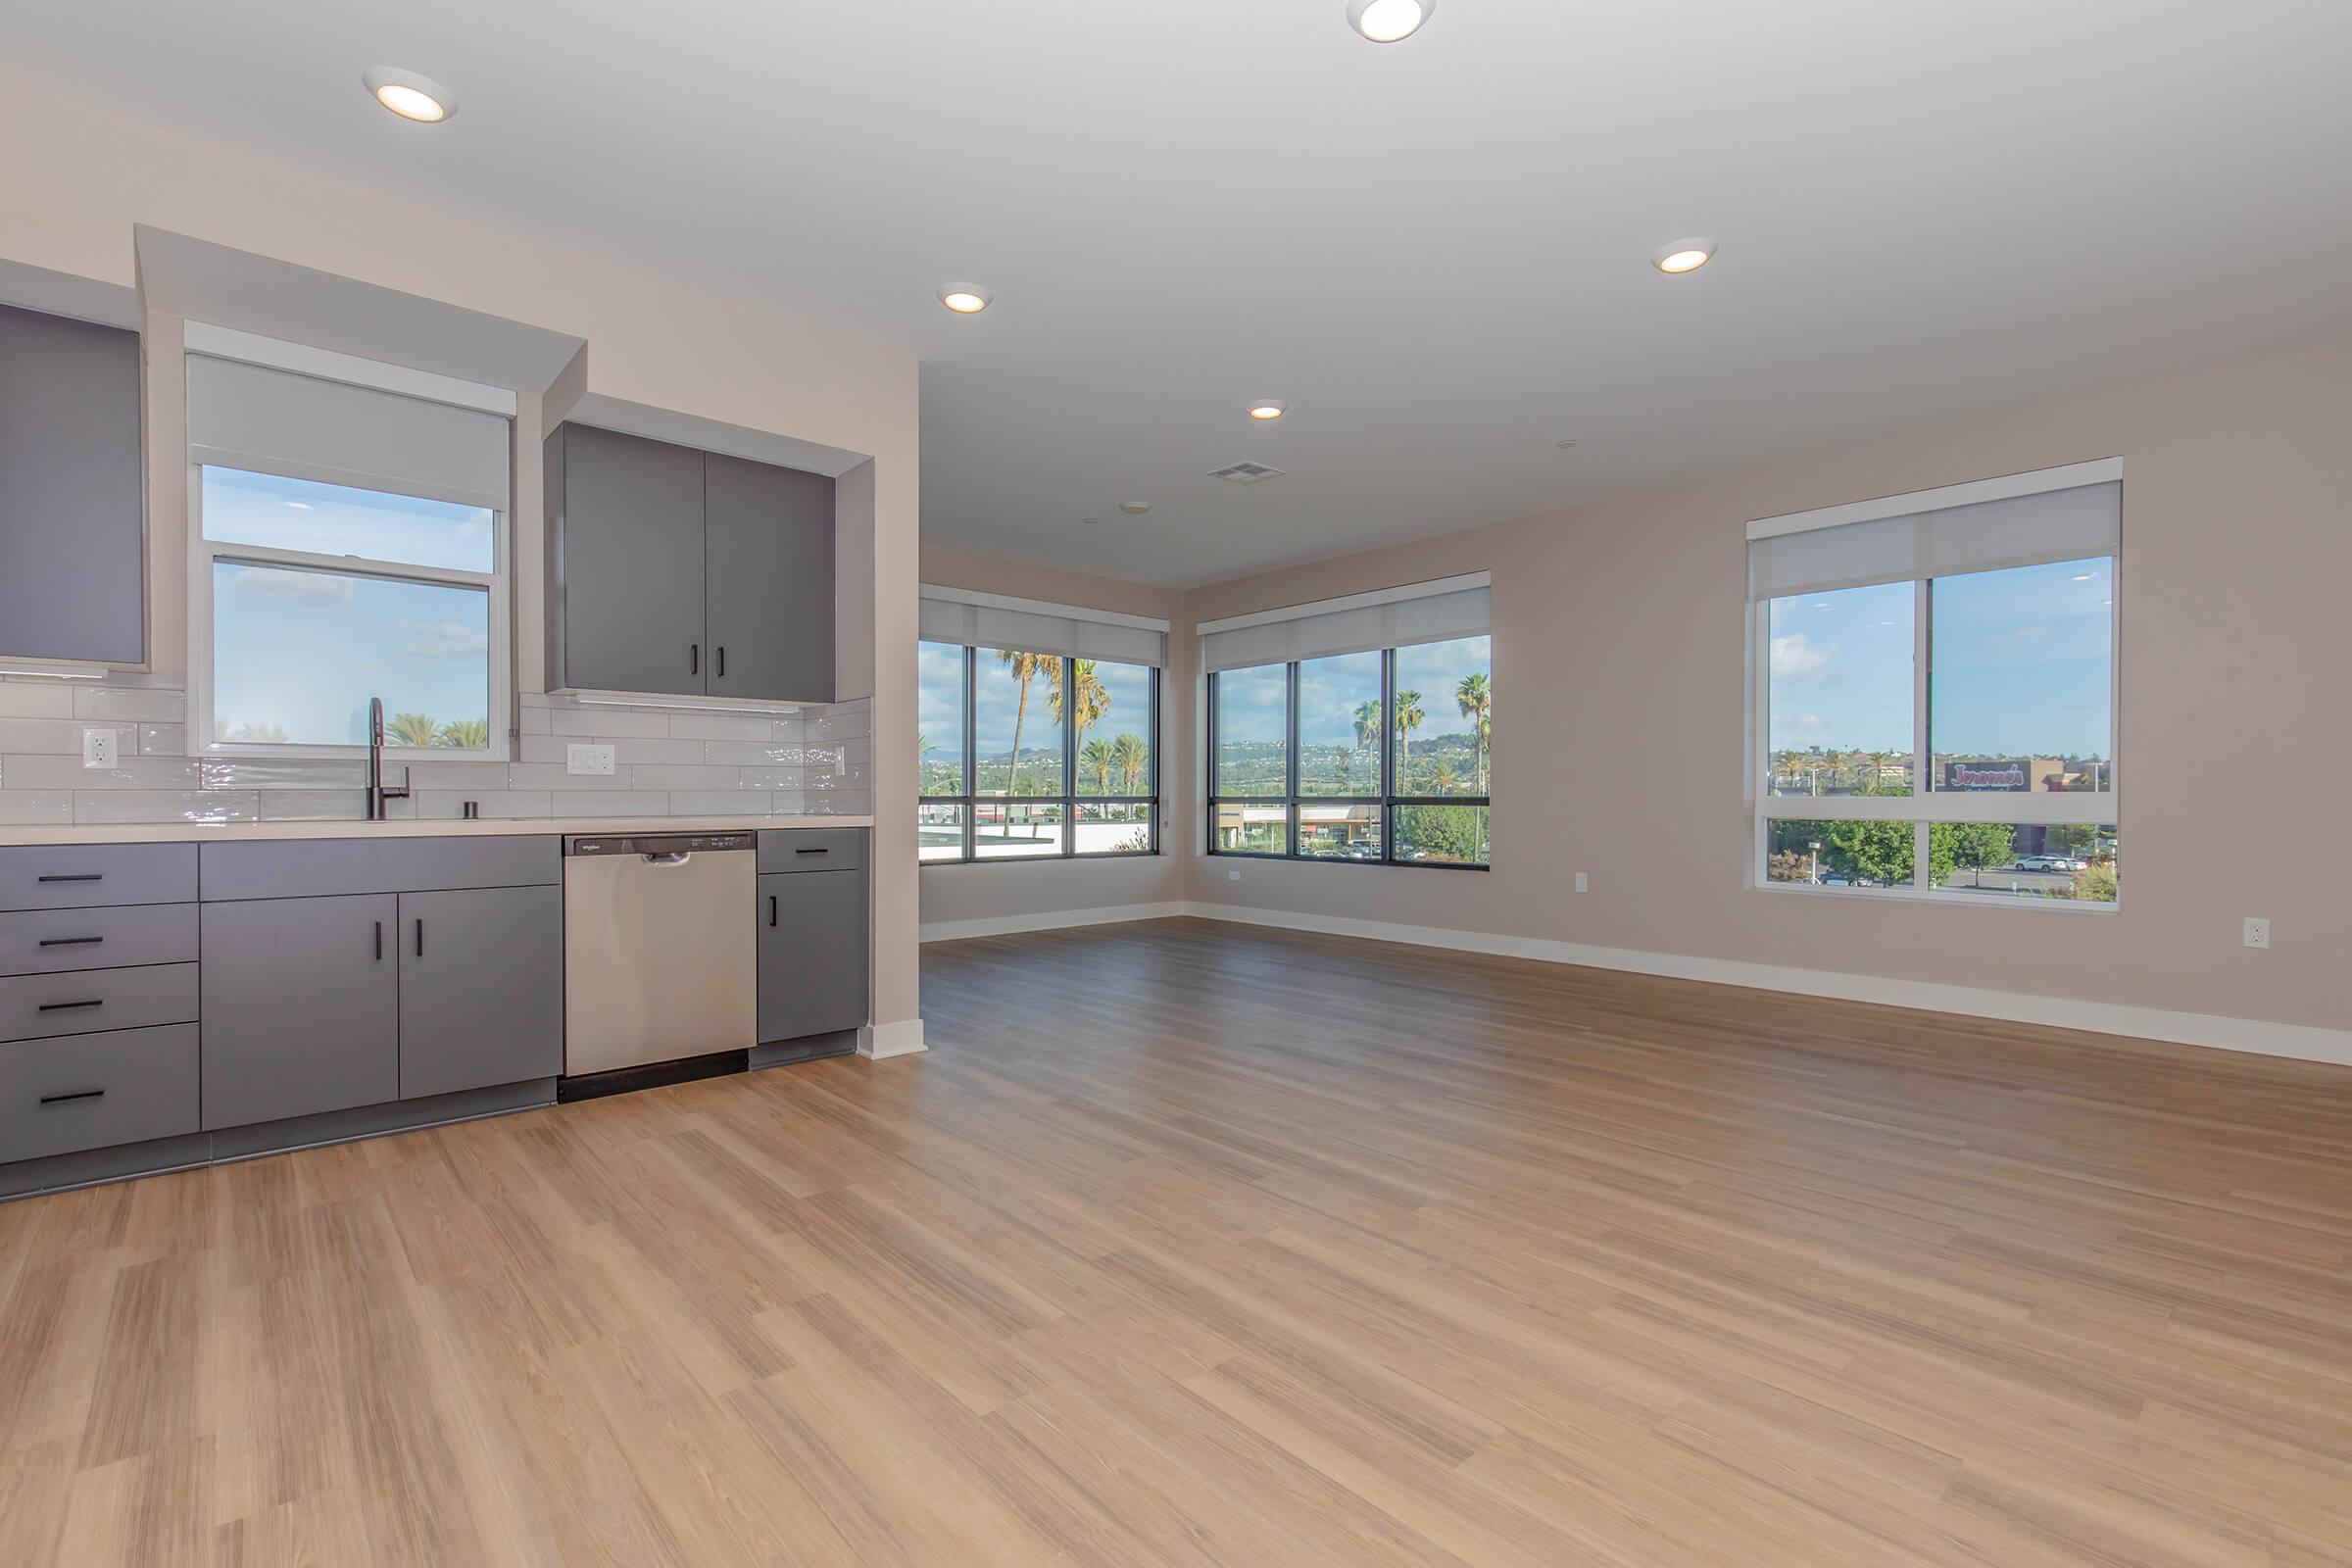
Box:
(404, 760, 514, 791)
(201, 757, 368, 790)
(546, 708, 671, 738)
(814, 790, 870, 816)
(74, 789, 260, 824)
(139, 722, 187, 757)
(767, 789, 807, 814)
(628, 763, 748, 791)
(804, 705, 869, 742)
(0, 719, 92, 755)
(702, 740, 801, 766)
(416, 791, 554, 820)
(0, 789, 74, 824)
(3, 753, 203, 790)
(74, 687, 185, 723)
(741, 766, 806, 790)
(0, 684, 75, 719)
(664, 711, 776, 741)
(663, 791, 776, 816)
(518, 705, 553, 734)
(256, 791, 370, 822)
(560, 789, 669, 816)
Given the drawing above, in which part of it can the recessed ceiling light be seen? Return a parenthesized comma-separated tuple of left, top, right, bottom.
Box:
(939, 283, 993, 315)
(1554, 438, 1579, 450)
(1247, 399, 1288, 420)
(1348, 0, 1435, 42)
(1651, 238, 1716, 274)
(1119, 501, 1152, 515)
(362, 68, 457, 123)
(1082, 516, 1102, 526)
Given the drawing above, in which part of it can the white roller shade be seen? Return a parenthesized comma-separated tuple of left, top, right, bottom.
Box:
(1198, 574, 1490, 672)
(1747, 472, 2119, 601)
(187, 353, 511, 512)
(919, 586, 1167, 666)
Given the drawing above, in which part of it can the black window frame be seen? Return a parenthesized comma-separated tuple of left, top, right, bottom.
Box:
(1206, 645, 1491, 871)
(919, 642, 1161, 865)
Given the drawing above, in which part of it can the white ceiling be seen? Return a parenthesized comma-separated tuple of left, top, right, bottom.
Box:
(12, 1, 2352, 587)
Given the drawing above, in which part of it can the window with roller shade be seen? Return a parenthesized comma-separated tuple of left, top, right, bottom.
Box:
(1749, 462, 2119, 904)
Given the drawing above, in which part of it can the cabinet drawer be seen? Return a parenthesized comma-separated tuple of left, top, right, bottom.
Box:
(201, 835, 561, 901)
(0, 844, 198, 912)
(0, 903, 198, 977)
(757, 828, 865, 874)
(0, 962, 199, 1042)
(0, 1024, 200, 1165)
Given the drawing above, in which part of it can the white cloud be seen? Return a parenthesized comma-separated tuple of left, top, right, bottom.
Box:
(398, 619, 490, 660)
(1770, 632, 1834, 679)
(228, 566, 352, 607)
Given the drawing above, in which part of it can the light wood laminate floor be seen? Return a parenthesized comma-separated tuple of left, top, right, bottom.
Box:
(4, 917, 2351, 1566)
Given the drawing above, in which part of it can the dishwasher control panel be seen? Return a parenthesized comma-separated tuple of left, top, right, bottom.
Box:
(564, 832, 754, 858)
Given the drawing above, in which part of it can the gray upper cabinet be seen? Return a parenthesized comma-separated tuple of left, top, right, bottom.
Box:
(546, 423, 709, 696)
(546, 423, 836, 704)
(201, 893, 400, 1130)
(396, 885, 564, 1100)
(0, 304, 145, 666)
(705, 452, 834, 703)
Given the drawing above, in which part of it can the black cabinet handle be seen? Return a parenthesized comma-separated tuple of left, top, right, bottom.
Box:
(36, 873, 102, 884)
(690, 643, 700, 676)
(715, 646, 725, 679)
(39, 1089, 104, 1106)
(768, 895, 778, 928)
(416, 919, 424, 958)
(38, 1000, 102, 1012)
(795, 847, 829, 856)
(38, 936, 104, 949)
(374, 921, 383, 960)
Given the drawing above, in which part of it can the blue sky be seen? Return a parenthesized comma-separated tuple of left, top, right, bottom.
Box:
(204, 469, 493, 745)
(918, 644, 1153, 775)
(1768, 559, 2112, 758)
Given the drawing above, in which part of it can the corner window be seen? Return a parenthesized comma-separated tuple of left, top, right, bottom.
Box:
(919, 640, 1159, 862)
(1750, 466, 2119, 904)
(1207, 634, 1492, 868)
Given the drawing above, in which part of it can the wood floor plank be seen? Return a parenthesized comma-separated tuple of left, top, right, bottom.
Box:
(0, 915, 2348, 1564)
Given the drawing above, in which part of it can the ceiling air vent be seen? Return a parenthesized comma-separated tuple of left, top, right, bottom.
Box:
(1209, 460, 1286, 484)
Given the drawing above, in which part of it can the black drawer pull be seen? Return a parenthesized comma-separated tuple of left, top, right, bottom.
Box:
(37, 999, 103, 1012)
(38, 1089, 104, 1105)
(690, 643, 700, 676)
(416, 918, 424, 958)
(37, 936, 105, 948)
(716, 646, 725, 678)
(36, 873, 103, 884)
(795, 847, 829, 855)
(374, 921, 383, 961)
(769, 895, 778, 928)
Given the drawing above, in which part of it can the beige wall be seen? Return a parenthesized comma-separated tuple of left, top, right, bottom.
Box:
(1177, 330, 2352, 1035)
(917, 546, 1191, 930)
(0, 74, 926, 1031)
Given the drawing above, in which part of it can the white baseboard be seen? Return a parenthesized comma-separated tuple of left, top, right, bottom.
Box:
(858, 1018, 928, 1059)
(1175, 902, 2352, 1069)
(919, 902, 1187, 944)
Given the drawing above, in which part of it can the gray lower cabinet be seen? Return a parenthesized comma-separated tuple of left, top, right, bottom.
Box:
(757, 869, 867, 1043)
(0, 303, 145, 666)
(0, 1024, 200, 1165)
(201, 894, 399, 1130)
(396, 885, 564, 1099)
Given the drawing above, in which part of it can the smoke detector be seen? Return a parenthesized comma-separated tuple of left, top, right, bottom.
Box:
(1119, 501, 1152, 515)
(1209, 461, 1286, 484)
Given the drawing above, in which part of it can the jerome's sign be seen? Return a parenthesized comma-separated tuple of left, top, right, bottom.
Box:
(1946, 761, 2029, 791)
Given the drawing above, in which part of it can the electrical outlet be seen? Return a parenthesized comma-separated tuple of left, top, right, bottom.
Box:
(565, 743, 616, 777)
(2243, 916, 2271, 950)
(81, 728, 119, 769)
(1574, 871, 1589, 894)
(1228, 868, 1241, 881)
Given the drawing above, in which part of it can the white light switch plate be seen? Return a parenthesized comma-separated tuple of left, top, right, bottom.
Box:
(82, 728, 119, 769)
(566, 743, 616, 776)
(1574, 871, 1589, 894)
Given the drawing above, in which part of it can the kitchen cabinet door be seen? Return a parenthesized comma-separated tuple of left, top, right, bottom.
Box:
(396, 885, 564, 1099)
(0, 305, 145, 666)
(551, 423, 709, 696)
(201, 894, 398, 1129)
(757, 869, 866, 1043)
(704, 452, 835, 703)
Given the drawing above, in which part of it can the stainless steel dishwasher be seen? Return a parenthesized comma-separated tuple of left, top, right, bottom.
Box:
(563, 832, 756, 1079)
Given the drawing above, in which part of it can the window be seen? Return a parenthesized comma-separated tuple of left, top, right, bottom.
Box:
(1749, 464, 2119, 905)
(1206, 633, 1492, 868)
(919, 642, 1159, 863)
(185, 350, 513, 759)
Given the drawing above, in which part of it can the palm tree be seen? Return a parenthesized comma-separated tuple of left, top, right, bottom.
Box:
(1111, 732, 1149, 795)
(995, 650, 1051, 831)
(435, 717, 490, 750)
(1052, 658, 1110, 750)
(1394, 689, 1424, 791)
(387, 711, 439, 749)
(1080, 737, 1115, 796)
(1455, 671, 1491, 793)
(1352, 699, 1382, 792)
(1431, 760, 1460, 794)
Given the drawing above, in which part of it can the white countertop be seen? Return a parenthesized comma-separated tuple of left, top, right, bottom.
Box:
(0, 815, 873, 848)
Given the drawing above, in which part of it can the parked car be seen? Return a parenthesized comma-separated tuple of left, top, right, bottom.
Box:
(2013, 854, 2080, 872)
